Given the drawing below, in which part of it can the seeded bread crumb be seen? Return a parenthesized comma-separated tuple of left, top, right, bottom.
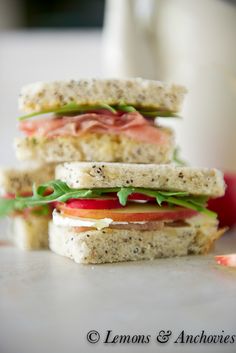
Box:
(0, 164, 55, 194)
(19, 78, 187, 113)
(13, 216, 49, 250)
(49, 216, 223, 264)
(56, 162, 225, 197)
(15, 130, 174, 164)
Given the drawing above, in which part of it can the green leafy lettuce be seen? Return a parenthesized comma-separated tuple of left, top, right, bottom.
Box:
(0, 180, 216, 218)
(18, 103, 180, 121)
(173, 147, 188, 166)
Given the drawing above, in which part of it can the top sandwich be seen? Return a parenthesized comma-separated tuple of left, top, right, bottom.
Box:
(15, 78, 186, 164)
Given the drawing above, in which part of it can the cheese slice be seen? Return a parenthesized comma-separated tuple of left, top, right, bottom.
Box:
(53, 210, 148, 230)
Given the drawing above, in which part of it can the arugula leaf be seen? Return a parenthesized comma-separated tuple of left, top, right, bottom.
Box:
(0, 181, 216, 218)
(117, 187, 135, 206)
(18, 103, 117, 121)
(163, 196, 216, 218)
(31, 205, 51, 216)
(0, 198, 17, 217)
(19, 102, 180, 121)
(115, 105, 137, 113)
(137, 110, 181, 118)
(173, 147, 187, 166)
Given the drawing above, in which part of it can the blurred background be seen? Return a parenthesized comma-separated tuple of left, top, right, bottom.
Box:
(0, 0, 236, 172)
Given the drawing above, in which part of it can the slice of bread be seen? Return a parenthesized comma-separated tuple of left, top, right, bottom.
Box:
(0, 163, 55, 194)
(14, 130, 175, 164)
(12, 215, 49, 250)
(19, 78, 187, 113)
(49, 215, 224, 264)
(56, 162, 225, 197)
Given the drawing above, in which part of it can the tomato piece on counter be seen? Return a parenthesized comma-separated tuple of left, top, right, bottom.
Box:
(215, 254, 236, 268)
(58, 203, 198, 222)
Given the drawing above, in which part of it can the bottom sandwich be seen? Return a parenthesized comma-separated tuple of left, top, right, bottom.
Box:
(1, 162, 226, 263)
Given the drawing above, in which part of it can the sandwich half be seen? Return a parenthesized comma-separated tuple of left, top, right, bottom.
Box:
(48, 163, 225, 264)
(5, 162, 224, 263)
(0, 164, 55, 250)
(15, 78, 186, 164)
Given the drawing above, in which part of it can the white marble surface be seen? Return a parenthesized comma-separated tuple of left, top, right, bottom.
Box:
(0, 230, 236, 353)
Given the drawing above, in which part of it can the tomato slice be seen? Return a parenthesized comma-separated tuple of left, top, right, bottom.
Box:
(106, 192, 156, 202)
(65, 197, 122, 209)
(127, 193, 155, 201)
(58, 203, 198, 222)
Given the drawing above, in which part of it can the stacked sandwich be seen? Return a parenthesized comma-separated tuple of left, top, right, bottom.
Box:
(0, 78, 226, 263)
(0, 78, 185, 250)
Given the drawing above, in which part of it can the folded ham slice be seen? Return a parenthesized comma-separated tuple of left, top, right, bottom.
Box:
(19, 111, 168, 145)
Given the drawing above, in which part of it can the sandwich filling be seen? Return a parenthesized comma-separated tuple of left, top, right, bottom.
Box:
(18, 104, 178, 145)
(2, 193, 52, 219)
(0, 180, 217, 230)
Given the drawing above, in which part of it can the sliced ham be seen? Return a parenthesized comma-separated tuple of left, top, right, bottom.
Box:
(19, 111, 168, 145)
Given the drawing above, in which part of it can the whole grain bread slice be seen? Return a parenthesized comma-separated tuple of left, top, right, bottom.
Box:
(49, 215, 224, 264)
(14, 129, 175, 164)
(19, 78, 187, 113)
(0, 163, 55, 194)
(13, 215, 49, 250)
(56, 162, 225, 197)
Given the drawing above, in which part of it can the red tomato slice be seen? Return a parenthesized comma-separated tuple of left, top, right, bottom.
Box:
(106, 192, 156, 202)
(65, 197, 122, 209)
(127, 193, 155, 201)
(58, 203, 198, 222)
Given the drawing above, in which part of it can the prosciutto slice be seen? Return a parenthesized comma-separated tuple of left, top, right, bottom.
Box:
(19, 111, 168, 145)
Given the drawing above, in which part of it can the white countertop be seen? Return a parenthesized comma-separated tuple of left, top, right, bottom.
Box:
(0, 230, 236, 353)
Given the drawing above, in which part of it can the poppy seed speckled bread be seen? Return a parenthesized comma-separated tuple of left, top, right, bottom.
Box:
(14, 129, 174, 164)
(19, 78, 187, 113)
(49, 215, 224, 264)
(55, 162, 225, 197)
(0, 163, 55, 194)
(0, 164, 55, 250)
(13, 215, 49, 250)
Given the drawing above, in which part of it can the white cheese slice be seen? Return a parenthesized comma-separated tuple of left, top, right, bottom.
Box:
(53, 210, 113, 230)
(53, 210, 148, 230)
